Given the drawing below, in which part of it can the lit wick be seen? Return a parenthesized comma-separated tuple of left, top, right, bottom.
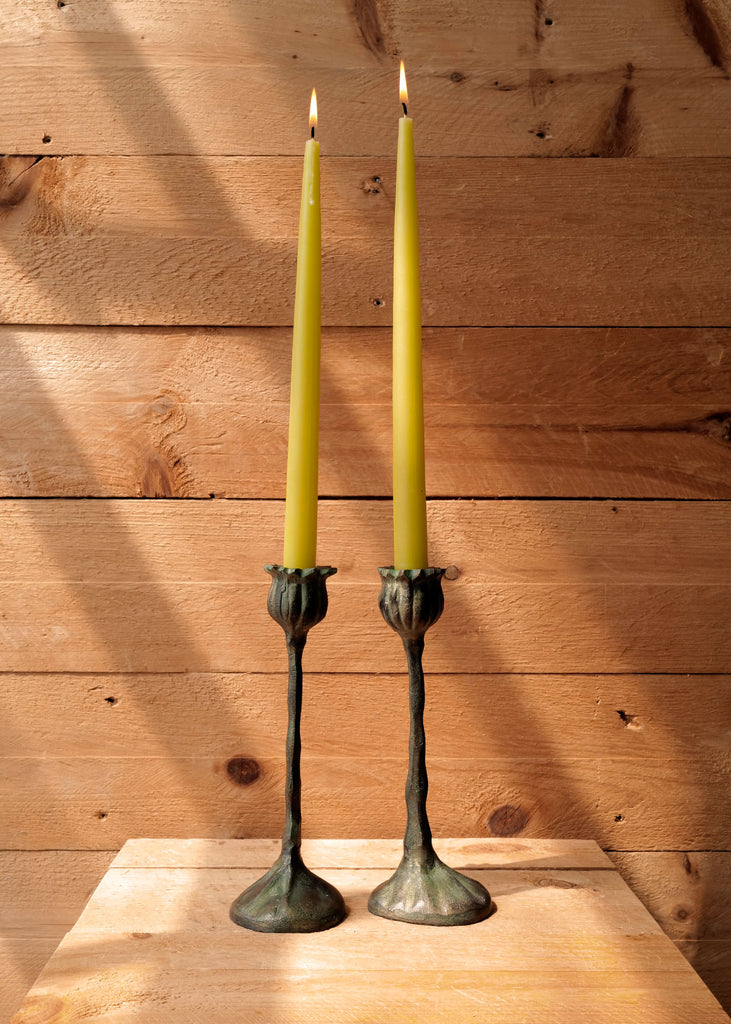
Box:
(399, 60, 408, 117)
(309, 88, 317, 139)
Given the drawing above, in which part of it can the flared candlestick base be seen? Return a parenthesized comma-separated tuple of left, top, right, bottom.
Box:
(368, 847, 494, 926)
(230, 846, 346, 933)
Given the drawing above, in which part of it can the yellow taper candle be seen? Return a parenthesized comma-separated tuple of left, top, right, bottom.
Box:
(283, 89, 321, 569)
(393, 62, 428, 569)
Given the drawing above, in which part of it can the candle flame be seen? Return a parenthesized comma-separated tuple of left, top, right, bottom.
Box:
(399, 61, 408, 108)
(309, 89, 317, 133)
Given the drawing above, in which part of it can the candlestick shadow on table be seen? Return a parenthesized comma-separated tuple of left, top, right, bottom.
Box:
(369, 567, 495, 926)
(230, 565, 346, 932)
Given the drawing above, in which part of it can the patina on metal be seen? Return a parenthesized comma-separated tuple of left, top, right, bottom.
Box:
(368, 567, 495, 926)
(229, 565, 347, 933)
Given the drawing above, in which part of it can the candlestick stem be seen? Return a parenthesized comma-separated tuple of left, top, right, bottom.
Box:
(282, 633, 304, 852)
(230, 566, 346, 932)
(403, 634, 433, 859)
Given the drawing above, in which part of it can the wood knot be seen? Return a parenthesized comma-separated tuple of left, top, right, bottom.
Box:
(352, 0, 387, 58)
(674, 905, 691, 921)
(488, 804, 529, 836)
(450, 71, 465, 83)
(226, 757, 261, 786)
(683, 0, 728, 72)
(537, 876, 577, 889)
(139, 449, 179, 497)
(0, 156, 44, 214)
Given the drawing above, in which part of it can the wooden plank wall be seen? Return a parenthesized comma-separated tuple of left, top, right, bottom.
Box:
(1, 0, 730, 1016)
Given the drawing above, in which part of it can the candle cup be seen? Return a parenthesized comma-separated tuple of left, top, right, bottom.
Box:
(368, 567, 495, 926)
(230, 565, 346, 933)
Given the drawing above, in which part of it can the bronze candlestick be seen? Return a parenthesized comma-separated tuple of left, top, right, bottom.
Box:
(368, 567, 495, 926)
(230, 565, 346, 933)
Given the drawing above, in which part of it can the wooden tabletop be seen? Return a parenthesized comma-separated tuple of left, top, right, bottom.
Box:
(12, 839, 729, 1023)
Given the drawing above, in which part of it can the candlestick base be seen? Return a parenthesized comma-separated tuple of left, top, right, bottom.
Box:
(368, 568, 494, 927)
(368, 847, 494, 927)
(229, 566, 346, 933)
(230, 845, 346, 933)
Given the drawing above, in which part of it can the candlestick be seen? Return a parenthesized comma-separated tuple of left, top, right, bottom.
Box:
(283, 89, 321, 569)
(392, 62, 428, 570)
(230, 566, 346, 932)
(368, 567, 495, 926)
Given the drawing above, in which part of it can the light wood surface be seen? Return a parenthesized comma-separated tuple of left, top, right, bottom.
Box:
(110, 837, 613, 869)
(1, 752, 727, 851)
(9, 838, 728, 1024)
(0, 851, 114, 1020)
(3, 326, 729, 499)
(4, 672, 728, 761)
(5, 0, 730, 72)
(1, 157, 728, 325)
(2, 67, 729, 157)
(0, 499, 727, 673)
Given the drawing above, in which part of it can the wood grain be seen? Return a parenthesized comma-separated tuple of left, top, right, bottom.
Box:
(1, 499, 727, 584)
(678, 940, 731, 1016)
(11, 839, 729, 1024)
(110, 837, 613, 870)
(0, 852, 114, 1023)
(2, 67, 729, 157)
(2, 326, 729, 499)
(0, 753, 727, 850)
(5, 0, 729, 72)
(3, 848, 726, 1022)
(74, 866, 655, 937)
(611, 852, 731, 944)
(1, 157, 728, 326)
(2, 672, 728, 762)
(0, 499, 728, 673)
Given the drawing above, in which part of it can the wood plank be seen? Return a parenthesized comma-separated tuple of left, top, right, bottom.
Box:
(2, 67, 729, 157)
(0, 500, 728, 673)
(2, 326, 729, 499)
(111, 837, 612, 870)
(5, 0, 729, 73)
(1, 499, 728, 585)
(1, 939, 63, 1024)
(1, 157, 728, 326)
(0, 852, 114, 934)
(0, 852, 114, 1024)
(14, 967, 727, 1024)
(0, 754, 726, 850)
(74, 866, 657, 936)
(12, 839, 729, 1023)
(611, 852, 731, 943)
(2, 579, 728, 674)
(2, 672, 729, 763)
(677, 940, 731, 1016)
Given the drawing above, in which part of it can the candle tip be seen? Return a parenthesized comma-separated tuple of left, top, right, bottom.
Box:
(399, 60, 408, 115)
(309, 88, 317, 136)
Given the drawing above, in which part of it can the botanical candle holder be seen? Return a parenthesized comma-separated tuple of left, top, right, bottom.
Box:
(230, 565, 346, 933)
(368, 567, 495, 926)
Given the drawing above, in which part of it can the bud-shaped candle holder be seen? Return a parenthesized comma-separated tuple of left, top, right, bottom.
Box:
(230, 565, 346, 932)
(368, 567, 495, 926)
